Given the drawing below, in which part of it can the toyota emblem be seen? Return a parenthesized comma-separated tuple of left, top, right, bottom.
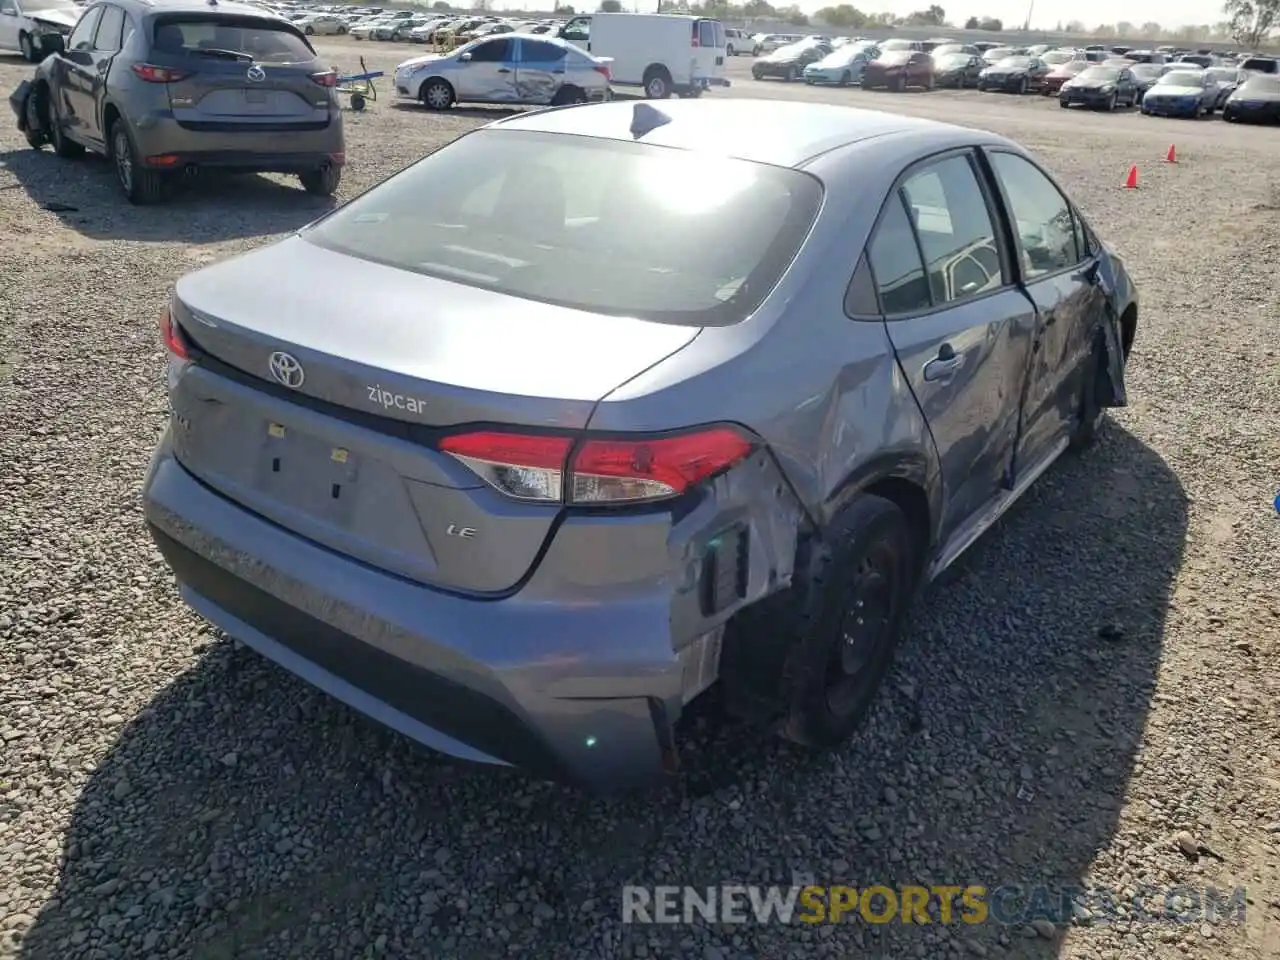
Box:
(268, 352, 305, 389)
(246, 64, 266, 82)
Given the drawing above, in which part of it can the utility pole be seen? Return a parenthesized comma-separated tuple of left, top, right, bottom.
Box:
(1022, 0, 1034, 32)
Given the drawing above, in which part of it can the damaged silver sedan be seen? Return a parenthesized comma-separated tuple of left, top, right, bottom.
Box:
(141, 99, 1138, 793)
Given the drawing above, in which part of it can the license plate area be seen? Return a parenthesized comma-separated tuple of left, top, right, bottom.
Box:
(245, 89, 267, 105)
(255, 421, 361, 525)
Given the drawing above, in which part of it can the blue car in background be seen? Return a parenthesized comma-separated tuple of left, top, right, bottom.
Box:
(804, 41, 880, 86)
(1141, 68, 1217, 116)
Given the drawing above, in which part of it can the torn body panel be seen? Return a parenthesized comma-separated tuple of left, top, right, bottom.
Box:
(667, 449, 809, 704)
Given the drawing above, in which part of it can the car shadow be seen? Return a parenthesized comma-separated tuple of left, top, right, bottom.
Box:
(15, 422, 1183, 958)
(0, 148, 335, 243)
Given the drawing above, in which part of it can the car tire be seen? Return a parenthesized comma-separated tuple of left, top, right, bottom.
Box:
(19, 31, 41, 63)
(109, 119, 166, 205)
(338, 25, 347, 34)
(775, 495, 918, 749)
(727, 44, 735, 56)
(550, 84, 587, 106)
(642, 67, 672, 99)
(299, 164, 342, 197)
(304, 25, 314, 35)
(1106, 92, 1117, 111)
(839, 70, 850, 86)
(1059, 97, 1069, 108)
(420, 78, 455, 110)
(924, 73, 934, 91)
(785, 66, 796, 82)
(891, 74, 905, 92)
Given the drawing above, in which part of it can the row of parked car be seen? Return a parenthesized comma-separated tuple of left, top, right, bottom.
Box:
(750, 37, 1280, 122)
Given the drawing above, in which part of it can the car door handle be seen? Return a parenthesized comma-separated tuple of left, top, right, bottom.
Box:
(923, 350, 963, 382)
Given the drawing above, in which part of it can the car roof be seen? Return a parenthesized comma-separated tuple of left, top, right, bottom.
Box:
(490, 99, 981, 169)
(118, 0, 291, 18)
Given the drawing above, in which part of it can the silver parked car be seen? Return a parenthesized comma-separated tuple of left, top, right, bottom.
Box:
(143, 100, 1138, 792)
(394, 34, 611, 109)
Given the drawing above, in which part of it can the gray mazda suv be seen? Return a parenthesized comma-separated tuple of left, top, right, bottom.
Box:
(142, 99, 1138, 792)
(17, 0, 344, 203)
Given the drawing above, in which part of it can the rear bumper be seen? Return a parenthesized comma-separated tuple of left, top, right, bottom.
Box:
(131, 111, 344, 170)
(1140, 99, 1199, 115)
(142, 432, 685, 793)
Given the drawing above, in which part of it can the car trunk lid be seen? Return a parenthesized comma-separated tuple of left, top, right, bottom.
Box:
(148, 13, 331, 130)
(167, 237, 700, 595)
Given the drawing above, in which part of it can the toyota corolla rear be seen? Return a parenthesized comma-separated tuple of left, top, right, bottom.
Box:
(143, 118, 823, 791)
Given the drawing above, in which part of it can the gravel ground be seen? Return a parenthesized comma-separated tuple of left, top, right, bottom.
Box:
(2, 43, 1279, 960)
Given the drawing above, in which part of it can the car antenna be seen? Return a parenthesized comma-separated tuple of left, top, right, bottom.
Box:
(629, 102, 671, 139)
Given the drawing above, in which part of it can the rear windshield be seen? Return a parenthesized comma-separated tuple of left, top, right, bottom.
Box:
(1079, 66, 1119, 81)
(302, 129, 823, 326)
(1239, 75, 1280, 92)
(1242, 57, 1278, 73)
(1158, 70, 1203, 85)
(151, 15, 315, 63)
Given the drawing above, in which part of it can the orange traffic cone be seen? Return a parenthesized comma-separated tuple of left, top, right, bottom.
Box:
(1123, 165, 1139, 189)
(1164, 144, 1177, 163)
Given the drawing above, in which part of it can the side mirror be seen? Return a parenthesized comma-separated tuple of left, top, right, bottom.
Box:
(458, 51, 471, 61)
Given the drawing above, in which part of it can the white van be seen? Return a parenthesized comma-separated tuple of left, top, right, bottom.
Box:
(558, 12, 730, 99)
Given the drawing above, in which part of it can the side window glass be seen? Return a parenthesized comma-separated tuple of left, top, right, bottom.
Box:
(562, 19, 589, 42)
(899, 154, 1004, 305)
(94, 5, 124, 53)
(989, 152, 1081, 278)
(844, 252, 879, 317)
(468, 38, 511, 62)
(867, 192, 931, 315)
(521, 40, 564, 63)
(0, 0, 16, 13)
(697, 22, 713, 46)
(68, 7, 102, 50)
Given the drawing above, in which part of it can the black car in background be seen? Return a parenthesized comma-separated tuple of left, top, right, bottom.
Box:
(1204, 67, 1245, 108)
(977, 55, 1050, 93)
(1059, 64, 1139, 110)
(931, 51, 984, 87)
(751, 40, 831, 81)
(1223, 74, 1280, 122)
(1128, 63, 1164, 102)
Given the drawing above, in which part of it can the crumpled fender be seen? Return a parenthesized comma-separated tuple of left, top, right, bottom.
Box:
(10, 79, 35, 133)
(1093, 247, 1135, 409)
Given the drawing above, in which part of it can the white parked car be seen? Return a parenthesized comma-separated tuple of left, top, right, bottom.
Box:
(724, 27, 755, 56)
(350, 17, 392, 39)
(0, 0, 79, 62)
(557, 12, 729, 99)
(296, 13, 348, 35)
(394, 34, 612, 109)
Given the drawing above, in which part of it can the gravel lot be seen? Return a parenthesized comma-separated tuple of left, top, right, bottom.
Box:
(2, 41, 1280, 960)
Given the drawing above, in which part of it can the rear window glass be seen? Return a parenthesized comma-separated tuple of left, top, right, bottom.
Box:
(151, 15, 315, 63)
(303, 129, 823, 326)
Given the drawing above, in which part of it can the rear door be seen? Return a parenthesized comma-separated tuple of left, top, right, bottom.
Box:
(694, 18, 724, 81)
(869, 150, 1038, 543)
(983, 149, 1106, 473)
(454, 36, 517, 101)
(513, 37, 567, 104)
(79, 2, 126, 144)
(150, 14, 332, 132)
(57, 4, 102, 140)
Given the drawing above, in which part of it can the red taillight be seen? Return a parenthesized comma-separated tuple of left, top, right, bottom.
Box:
(310, 70, 338, 87)
(593, 64, 611, 81)
(132, 63, 190, 83)
(159, 308, 189, 360)
(439, 428, 754, 504)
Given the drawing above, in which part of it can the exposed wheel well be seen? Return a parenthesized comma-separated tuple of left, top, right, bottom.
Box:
(862, 477, 931, 565)
(1119, 304, 1137, 359)
(643, 63, 672, 82)
(102, 103, 122, 142)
